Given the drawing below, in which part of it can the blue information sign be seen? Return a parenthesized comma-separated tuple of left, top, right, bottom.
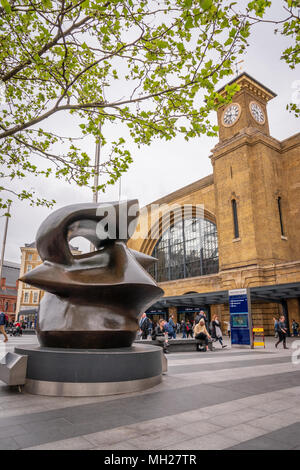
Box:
(229, 289, 252, 347)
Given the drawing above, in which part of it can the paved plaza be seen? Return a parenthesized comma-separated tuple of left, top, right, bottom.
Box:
(0, 335, 300, 450)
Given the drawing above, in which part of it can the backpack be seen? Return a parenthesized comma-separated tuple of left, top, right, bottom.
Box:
(164, 322, 173, 334)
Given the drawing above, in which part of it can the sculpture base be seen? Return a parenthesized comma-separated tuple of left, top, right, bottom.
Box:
(36, 330, 137, 349)
(15, 344, 163, 397)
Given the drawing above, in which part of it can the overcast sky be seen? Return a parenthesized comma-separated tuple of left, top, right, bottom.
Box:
(1, 2, 299, 264)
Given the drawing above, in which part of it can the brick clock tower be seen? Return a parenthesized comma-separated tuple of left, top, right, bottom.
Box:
(217, 73, 274, 142)
(210, 72, 292, 273)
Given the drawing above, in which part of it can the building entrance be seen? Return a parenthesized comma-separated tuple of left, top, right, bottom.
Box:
(177, 306, 210, 324)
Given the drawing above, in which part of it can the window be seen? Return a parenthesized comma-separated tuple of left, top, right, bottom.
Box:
(232, 199, 239, 239)
(28, 254, 33, 261)
(27, 265, 32, 272)
(149, 218, 219, 282)
(23, 291, 30, 303)
(277, 197, 285, 236)
(4, 301, 8, 311)
(33, 292, 39, 303)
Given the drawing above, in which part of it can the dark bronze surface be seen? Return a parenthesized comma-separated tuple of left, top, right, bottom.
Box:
(20, 200, 163, 349)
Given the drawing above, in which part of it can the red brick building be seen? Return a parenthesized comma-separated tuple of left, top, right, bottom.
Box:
(0, 261, 20, 321)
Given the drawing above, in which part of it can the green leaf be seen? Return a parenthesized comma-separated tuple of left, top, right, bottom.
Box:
(200, 0, 213, 11)
(0, 0, 11, 13)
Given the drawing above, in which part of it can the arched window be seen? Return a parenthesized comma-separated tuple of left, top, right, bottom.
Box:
(149, 218, 219, 282)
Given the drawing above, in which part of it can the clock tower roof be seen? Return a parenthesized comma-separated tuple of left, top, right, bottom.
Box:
(217, 72, 277, 103)
(215, 72, 277, 142)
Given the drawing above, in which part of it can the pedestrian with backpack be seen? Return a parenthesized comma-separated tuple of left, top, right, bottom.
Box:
(167, 315, 176, 339)
(0, 312, 8, 343)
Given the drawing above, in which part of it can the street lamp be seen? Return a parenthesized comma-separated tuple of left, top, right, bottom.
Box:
(0, 202, 11, 283)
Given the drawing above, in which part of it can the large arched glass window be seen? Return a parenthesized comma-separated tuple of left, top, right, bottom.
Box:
(149, 218, 219, 282)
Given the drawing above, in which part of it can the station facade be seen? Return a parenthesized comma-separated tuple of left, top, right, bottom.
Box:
(128, 73, 300, 335)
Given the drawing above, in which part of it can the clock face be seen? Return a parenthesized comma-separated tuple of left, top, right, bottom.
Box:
(222, 103, 241, 127)
(250, 101, 265, 124)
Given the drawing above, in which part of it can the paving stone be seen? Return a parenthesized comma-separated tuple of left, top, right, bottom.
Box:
(227, 436, 292, 450)
(217, 423, 268, 442)
(206, 408, 269, 428)
(261, 422, 300, 447)
(0, 437, 20, 450)
(24, 436, 95, 450)
(161, 432, 240, 450)
(175, 421, 223, 437)
(92, 441, 139, 450)
(248, 410, 299, 432)
(0, 423, 26, 438)
(124, 428, 191, 450)
(84, 426, 141, 446)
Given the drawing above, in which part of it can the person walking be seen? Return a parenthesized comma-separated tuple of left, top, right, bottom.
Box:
(292, 319, 299, 337)
(167, 315, 176, 339)
(186, 320, 193, 338)
(181, 320, 187, 339)
(0, 311, 8, 343)
(275, 315, 288, 349)
(211, 315, 227, 349)
(194, 319, 211, 351)
(139, 313, 151, 340)
(194, 312, 201, 325)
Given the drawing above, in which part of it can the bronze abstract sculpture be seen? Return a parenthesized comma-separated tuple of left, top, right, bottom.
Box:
(20, 200, 163, 349)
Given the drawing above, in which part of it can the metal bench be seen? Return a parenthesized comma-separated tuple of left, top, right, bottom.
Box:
(0, 352, 28, 386)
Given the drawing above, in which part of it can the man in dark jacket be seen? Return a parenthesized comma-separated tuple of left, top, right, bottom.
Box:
(0, 312, 8, 343)
(275, 315, 288, 349)
(139, 313, 151, 340)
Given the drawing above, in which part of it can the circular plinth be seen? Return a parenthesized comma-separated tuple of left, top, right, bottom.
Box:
(15, 344, 162, 397)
